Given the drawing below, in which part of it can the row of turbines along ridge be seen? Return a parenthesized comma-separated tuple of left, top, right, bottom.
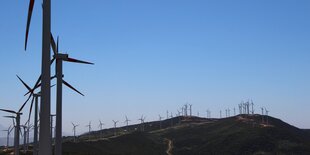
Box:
(2, 97, 271, 153)
(65, 101, 271, 141)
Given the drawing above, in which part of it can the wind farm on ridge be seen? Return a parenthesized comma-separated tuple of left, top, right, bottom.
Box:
(1, 0, 310, 155)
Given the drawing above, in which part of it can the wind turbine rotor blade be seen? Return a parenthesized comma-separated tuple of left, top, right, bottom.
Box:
(9, 127, 14, 133)
(16, 75, 32, 92)
(0, 109, 17, 114)
(18, 94, 32, 113)
(50, 57, 56, 66)
(50, 33, 57, 55)
(25, 0, 35, 51)
(13, 118, 16, 127)
(62, 80, 84, 96)
(3, 116, 16, 119)
(66, 57, 94, 65)
(57, 36, 59, 53)
(27, 97, 35, 123)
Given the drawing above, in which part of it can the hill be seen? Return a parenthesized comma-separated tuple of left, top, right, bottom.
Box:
(1, 115, 310, 155)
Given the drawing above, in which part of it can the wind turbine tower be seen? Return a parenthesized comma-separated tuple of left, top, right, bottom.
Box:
(265, 108, 269, 125)
(124, 116, 131, 132)
(189, 104, 192, 116)
(220, 110, 222, 118)
(0, 109, 23, 155)
(261, 107, 265, 123)
(2, 126, 13, 148)
(71, 122, 78, 142)
(86, 121, 92, 140)
(112, 120, 119, 136)
(158, 115, 164, 129)
(251, 100, 254, 114)
(50, 35, 93, 155)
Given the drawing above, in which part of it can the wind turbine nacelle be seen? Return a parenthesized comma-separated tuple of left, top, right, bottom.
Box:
(54, 53, 69, 60)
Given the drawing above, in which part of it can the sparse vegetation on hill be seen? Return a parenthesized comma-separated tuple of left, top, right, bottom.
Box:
(1, 115, 310, 155)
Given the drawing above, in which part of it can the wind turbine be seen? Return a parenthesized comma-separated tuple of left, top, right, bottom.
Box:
(71, 122, 79, 142)
(158, 115, 164, 129)
(2, 126, 13, 148)
(23, 0, 52, 153)
(20, 125, 28, 152)
(15, 75, 44, 155)
(124, 116, 130, 132)
(251, 100, 254, 114)
(265, 108, 269, 125)
(98, 120, 104, 130)
(112, 120, 119, 136)
(220, 110, 222, 118)
(98, 120, 104, 138)
(261, 107, 265, 123)
(170, 112, 173, 127)
(86, 121, 92, 140)
(184, 104, 188, 116)
(189, 104, 192, 116)
(50, 35, 94, 155)
(138, 115, 146, 132)
(0, 109, 22, 155)
(25, 123, 33, 150)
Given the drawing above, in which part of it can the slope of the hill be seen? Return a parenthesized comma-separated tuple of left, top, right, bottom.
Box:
(1, 115, 310, 155)
(62, 132, 166, 155)
(155, 115, 310, 155)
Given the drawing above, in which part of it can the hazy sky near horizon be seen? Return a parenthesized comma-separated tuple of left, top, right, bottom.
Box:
(0, 0, 309, 137)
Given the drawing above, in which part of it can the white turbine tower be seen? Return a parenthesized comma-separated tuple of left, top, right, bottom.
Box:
(2, 126, 13, 148)
(112, 120, 119, 136)
(50, 35, 94, 155)
(71, 122, 79, 142)
(0, 109, 22, 155)
(23, 0, 52, 153)
(124, 116, 131, 132)
(158, 115, 164, 129)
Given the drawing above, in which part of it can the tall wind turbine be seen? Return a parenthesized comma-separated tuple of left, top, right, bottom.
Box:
(98, 120, 104, 130)
(261, 107, 265, 123)
(23, 0, 52, 153)
(86, 121, 92, 140)
(71, 122, 78, 142)
(265, 108, 269, 125)
(189, 104, 192, 117)
(112, 120, 119, 136)
(138, 115, 145, 132)
(2, 126, 13, 148)
(50, 35, 93, 155)
(0, 109, 22, 155)
(16, 75, 41, 155)
(21, 125, 28, 152)
(220, 110, 222, 118)
(124, 116, 130, 132)
(98, 120, 104, 138)
(251, 100, 254, 114)
(158, 115, 164, 129)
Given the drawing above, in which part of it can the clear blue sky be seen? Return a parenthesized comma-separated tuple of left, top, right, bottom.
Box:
(0, 0, 309, 137)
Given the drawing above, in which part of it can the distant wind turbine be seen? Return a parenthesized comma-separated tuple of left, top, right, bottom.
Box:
(71, 122, 79, 142)
(0, 109, 22, 155)
(112, 120, 119, 136)
(124, 116, 131, 132)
